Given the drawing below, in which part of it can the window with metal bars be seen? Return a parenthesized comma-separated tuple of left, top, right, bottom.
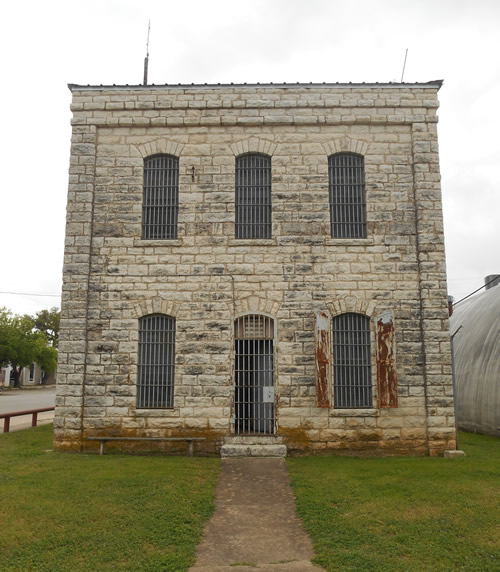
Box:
(142, 154, 179, 239)
(235, 154, 272, 239)
(332, 313, 372, 408)
(137, 314, 175, 408)
(328, 153, 367, 238)
(234, 315, 275, 434)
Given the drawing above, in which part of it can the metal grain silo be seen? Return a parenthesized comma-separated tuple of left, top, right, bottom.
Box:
(450, 277, 500, 436)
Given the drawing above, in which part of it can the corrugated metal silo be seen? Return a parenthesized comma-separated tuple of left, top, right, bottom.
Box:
(450, 277, 500, 436)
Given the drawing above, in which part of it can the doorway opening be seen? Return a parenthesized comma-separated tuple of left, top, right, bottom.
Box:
(234, 314, 275, 435)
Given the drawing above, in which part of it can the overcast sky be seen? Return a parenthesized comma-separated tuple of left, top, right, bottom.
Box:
(1, 0, 498, 317)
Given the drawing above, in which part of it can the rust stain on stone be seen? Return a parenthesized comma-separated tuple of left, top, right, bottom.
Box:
(314, 310, 330, 408)
(376, 311, 398, 407)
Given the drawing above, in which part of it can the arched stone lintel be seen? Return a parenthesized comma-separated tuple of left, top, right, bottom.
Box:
(132, 297, 179, 319)
(133, 140, 185, 159)
(326, 296, 378, 319)
(322, 137, 369, 157)
(233, 295, 281, 318)
(230, 137, 277, 157)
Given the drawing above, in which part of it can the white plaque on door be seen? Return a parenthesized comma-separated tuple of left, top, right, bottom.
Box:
(262, 387, 274, 403)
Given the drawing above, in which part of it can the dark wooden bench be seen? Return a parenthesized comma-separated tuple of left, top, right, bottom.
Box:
(86, 436, 206, 456)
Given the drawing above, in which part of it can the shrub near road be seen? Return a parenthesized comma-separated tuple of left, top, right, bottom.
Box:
(288, 432, 499, 571)
(0, 425, 219, 571)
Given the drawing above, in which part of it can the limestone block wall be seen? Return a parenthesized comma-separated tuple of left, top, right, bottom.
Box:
(54, 82, 456, 455)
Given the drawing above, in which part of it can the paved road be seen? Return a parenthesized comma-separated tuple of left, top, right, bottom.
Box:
(0, 387, 56, 413)
(0, 386, 56, 432)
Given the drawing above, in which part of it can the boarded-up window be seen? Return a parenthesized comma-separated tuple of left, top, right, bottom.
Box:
(329, 153, 367, 238)
(142, 154, 179, 239)
(137, 314, 175, 408)
(333, 313, 372, 408)
(235, 154, 272, 239)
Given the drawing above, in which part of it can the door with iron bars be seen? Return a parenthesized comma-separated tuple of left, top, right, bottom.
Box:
(234, 314, 275, 435)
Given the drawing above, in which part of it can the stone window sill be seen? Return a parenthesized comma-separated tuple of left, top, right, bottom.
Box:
(228, 238, 277, 246)
(135, 408, 179, 416)
(324, 238, 374, 246)
(330, 409, 379, 417)
(134, 239, 183, 247)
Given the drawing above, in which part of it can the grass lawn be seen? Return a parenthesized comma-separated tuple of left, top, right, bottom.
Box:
(288, 432, 500, 571)
(0, 424, 219, 571)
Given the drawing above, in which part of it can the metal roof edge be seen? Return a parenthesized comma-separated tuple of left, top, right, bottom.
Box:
(68, 80, 444, 92)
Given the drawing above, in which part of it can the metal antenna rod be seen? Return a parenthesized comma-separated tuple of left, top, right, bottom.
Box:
(143, 20, 151, 86)
(400, 48, 408, 83)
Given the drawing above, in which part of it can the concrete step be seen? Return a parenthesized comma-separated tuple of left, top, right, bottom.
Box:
(220, 443, 287, 458)
(224, 435, 284, 445)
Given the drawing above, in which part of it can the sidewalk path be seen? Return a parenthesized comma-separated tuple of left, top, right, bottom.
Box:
(191, 458, 322, 571)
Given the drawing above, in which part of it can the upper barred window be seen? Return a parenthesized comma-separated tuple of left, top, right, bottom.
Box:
(328, 153, 367, 239)
(142, 154, 179, 240)
(235, 154, 272, 239)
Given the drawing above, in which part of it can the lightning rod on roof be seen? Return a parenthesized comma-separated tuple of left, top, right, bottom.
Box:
(143, 20, 151, 86)
(400, 48, 408, 83)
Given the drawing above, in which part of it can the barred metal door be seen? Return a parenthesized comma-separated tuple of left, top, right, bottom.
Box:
(234, 315, 275, 434)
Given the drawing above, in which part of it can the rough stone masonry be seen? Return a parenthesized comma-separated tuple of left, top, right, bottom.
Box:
(54, 81, 457, 456)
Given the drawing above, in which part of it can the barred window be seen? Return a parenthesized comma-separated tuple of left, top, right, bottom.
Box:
(333, 313, 372, 408)
(235, 154, 272, 239)
(329, 153, 367, 238)
(137, 314, 175, 408)
(142, 154, 179, 239)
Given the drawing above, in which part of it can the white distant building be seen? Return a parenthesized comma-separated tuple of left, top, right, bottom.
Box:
(1, 363, 52, 387)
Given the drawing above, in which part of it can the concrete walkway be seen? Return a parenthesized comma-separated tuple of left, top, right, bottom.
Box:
(191, 458, 322, 571)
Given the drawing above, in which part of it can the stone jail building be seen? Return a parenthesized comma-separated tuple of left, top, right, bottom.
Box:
(54, 81, 457, 456)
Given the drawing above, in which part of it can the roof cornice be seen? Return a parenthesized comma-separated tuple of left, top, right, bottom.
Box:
(68, 80, 444, 92)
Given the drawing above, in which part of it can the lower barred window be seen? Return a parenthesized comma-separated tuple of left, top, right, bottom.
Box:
(137, 314, 175, 408)
(333, 313, 372, 408)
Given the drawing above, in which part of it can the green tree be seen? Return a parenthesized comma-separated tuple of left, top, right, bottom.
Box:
(33, 307, 60, 347)
(0, 308, 58, 387)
